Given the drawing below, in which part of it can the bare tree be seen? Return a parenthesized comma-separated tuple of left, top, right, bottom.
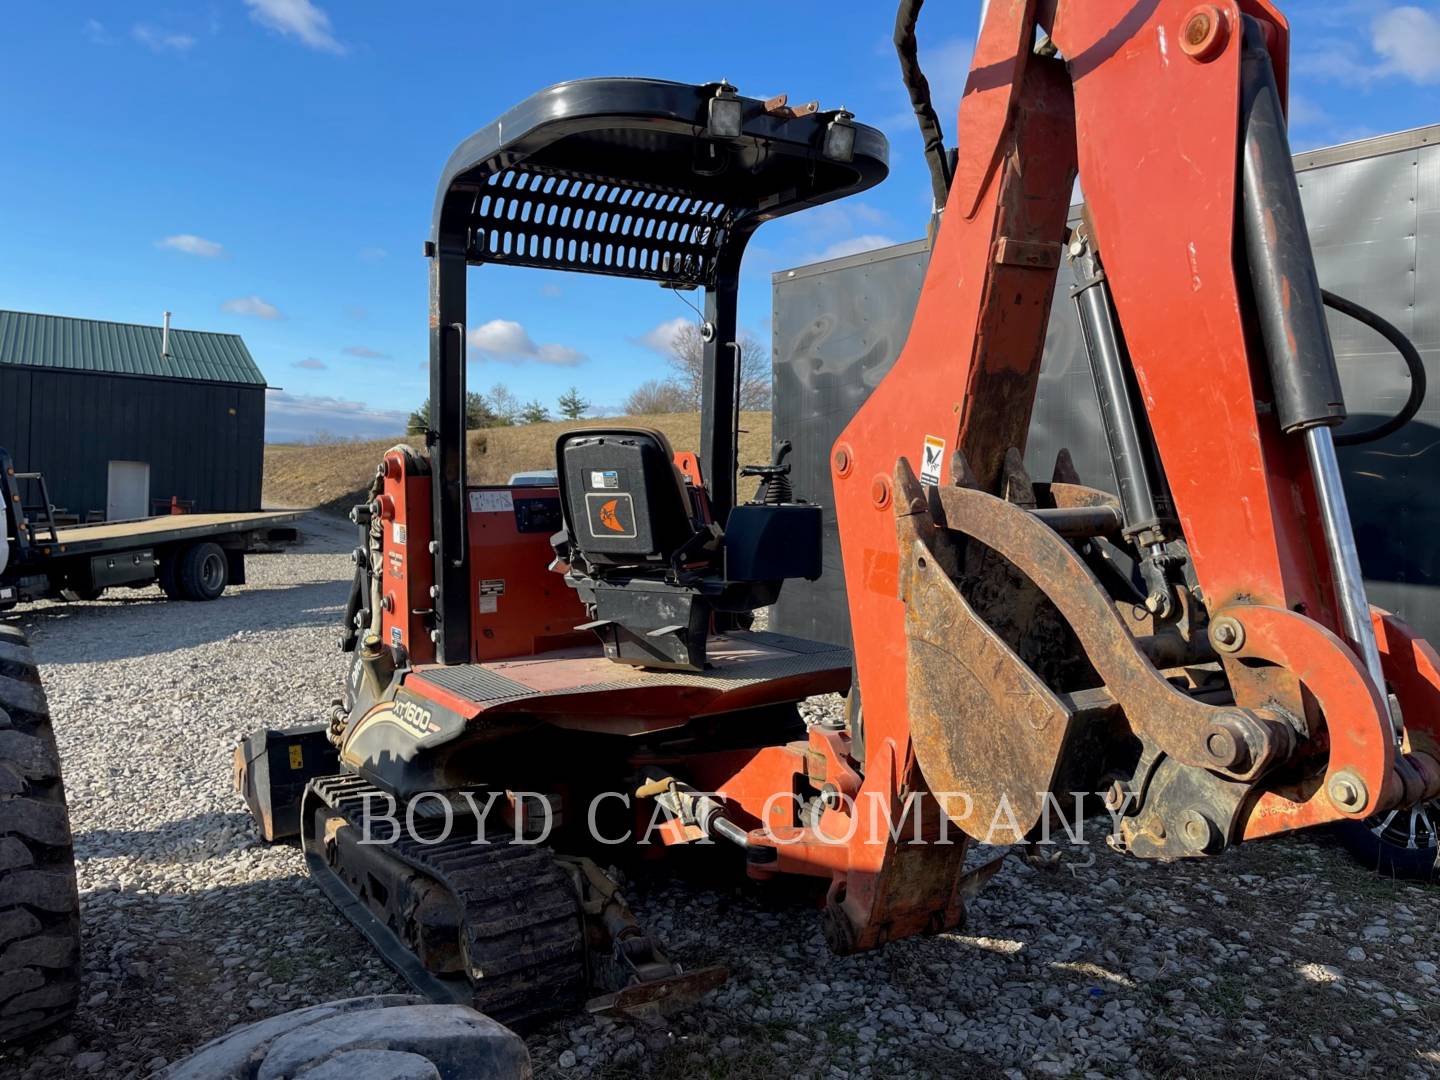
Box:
(665, 322, 771, 411)
(622, 378, 690, 415)
(486, 382, 521, 426)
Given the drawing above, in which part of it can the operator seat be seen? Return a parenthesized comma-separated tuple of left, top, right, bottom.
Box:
(552, 428, 821, 671)
(556, 429, 713, 571)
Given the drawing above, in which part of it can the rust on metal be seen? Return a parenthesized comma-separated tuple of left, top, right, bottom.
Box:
(1180, 4, 1230, 62)
(895, 458, 1075, 834)
(762, 93, 819, 119)
(924, 470, 1288, 780)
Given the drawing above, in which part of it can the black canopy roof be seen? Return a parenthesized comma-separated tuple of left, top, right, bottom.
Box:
(430, 78, 889, 288)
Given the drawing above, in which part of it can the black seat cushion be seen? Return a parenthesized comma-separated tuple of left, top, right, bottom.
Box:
(556, 428, 696, 567)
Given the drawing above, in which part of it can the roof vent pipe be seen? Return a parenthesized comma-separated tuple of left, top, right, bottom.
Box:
(161, 311, 172, 359)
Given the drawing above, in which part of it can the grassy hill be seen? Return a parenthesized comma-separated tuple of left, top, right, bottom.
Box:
(264, 412, 774, 515)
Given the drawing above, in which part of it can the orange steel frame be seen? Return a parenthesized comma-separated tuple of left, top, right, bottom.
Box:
(690, 0, 1440, 950)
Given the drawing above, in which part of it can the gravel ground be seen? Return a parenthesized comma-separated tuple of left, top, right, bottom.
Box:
(0, 511, 1437, 1079)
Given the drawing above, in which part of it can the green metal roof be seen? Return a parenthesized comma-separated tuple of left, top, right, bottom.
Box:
(0, 310, 266, 387)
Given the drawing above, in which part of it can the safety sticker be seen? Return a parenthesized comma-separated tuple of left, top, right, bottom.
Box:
(391, 522, 407, 545)
(470, 490, 515, 513)
(478, 578, 505, 615)
(589, 469, 620, 490)
(920, 434, 946, 487)
(287, 745, 304, 770)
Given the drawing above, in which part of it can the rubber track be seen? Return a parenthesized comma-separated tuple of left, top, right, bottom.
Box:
(0, 625, 80, 1043)
(309, 774, 586, 1028)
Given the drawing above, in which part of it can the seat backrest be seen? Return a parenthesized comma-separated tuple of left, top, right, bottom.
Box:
(556, 428, 697, 568)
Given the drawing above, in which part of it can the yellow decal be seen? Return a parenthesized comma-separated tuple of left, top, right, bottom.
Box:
(288, 745, 304, 770)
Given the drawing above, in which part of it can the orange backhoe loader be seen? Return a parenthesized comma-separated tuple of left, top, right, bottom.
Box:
(236, 0, 1440, 1026)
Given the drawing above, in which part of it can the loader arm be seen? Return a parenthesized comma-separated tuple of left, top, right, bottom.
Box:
(795, 0, 1440, 951)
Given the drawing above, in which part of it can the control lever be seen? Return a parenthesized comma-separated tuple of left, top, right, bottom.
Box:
(740, 440, 796, 505)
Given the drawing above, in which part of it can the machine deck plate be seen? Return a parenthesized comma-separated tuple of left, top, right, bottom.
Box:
(406, 630, 852, 729)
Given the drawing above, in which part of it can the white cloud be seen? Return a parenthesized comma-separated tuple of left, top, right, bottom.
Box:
(536, 343, 586, 365)
(132, 24, 196, 52)
(1372, 6, 1440, 83)
(469, 320, 531, 355)
(157, 234, 224, 258)
(221, 295, 282, 320)
(636, 316, 692, 355)
(245, 0, 345, 54)
(1304, 6, 1440, 86)
(293, 358, 326, 370)
(264, 389, 408, 443)
(467, 319, 587, 366)
(342, 345, 388, 359)
(83, 19, 107, 44)
(810, 234, 898, 263)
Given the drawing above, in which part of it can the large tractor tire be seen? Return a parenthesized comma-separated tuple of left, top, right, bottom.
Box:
(0, 624, 81, 1042)
(175, 542, 228, 602)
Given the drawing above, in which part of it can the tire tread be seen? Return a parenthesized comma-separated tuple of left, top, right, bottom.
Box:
(0, 624, 80, 1043)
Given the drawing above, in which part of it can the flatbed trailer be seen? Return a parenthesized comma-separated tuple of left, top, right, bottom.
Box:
(2, 447, 301, 607)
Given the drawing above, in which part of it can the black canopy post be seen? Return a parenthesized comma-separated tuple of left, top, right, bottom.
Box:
(423, 78, 889, 665)
(429, 204, 472, 665)
(699, 237, 751, 525)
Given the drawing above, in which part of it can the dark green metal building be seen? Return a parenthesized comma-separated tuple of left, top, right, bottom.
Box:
(0, 310, 267, 520)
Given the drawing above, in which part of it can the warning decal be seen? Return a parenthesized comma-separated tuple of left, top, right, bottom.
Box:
(470, 490, 515, 514)
(920, 435, 946, 486)
(478, 578, 505, 616)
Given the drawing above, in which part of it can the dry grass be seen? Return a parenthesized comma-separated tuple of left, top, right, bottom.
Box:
(263, 412, 773, 515)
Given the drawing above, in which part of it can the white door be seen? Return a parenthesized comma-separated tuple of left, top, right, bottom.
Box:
(106, 460, 150, 521)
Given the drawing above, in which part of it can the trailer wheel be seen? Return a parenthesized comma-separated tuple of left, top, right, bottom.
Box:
(176, 542, 229, 601)
(0, 624, 81, 1043)
(1338, 802, 1439, 882)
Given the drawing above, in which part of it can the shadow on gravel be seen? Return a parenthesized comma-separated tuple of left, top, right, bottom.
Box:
(75, 811, 264, 864)
(18, 581, 349, 664)
(0, 871, 407, 1079)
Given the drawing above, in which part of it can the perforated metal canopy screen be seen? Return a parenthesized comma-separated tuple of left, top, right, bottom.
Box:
(467, 164, 733, 287)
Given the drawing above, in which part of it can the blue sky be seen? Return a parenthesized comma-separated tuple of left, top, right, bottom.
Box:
(2, 1, 1436, 442)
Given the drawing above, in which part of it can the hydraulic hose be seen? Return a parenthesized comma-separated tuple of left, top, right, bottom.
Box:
(894, 0, 952, 210)
(1323, 289, 1428, 447)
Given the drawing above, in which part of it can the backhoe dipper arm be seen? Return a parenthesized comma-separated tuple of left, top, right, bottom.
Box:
(799, 0, 1440, 952)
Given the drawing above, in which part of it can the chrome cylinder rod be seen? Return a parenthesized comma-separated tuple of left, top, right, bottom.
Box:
(1304, 425, 1394, 729)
